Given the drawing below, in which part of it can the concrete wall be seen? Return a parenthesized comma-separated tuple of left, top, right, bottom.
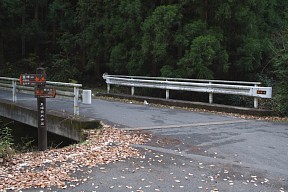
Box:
(0, 99, 100, 141)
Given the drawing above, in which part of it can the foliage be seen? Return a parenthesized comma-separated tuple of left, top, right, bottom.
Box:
(141, 5, 182, 76)
(0, 125, 14, 163)
(0, 0, 287, 113)
(47, 54, 80, 82)
(18, 136, 35, 152)
(177, 34, 228, 79)
(271, 29, 288, 115)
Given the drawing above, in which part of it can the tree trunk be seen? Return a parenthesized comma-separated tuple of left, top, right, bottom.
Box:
(94, 55, 101, 80)
(205, 0, 208, 22)
(81, 48, 86, 71)
(177, 22, 183, 61)
(21, 16, 26, 58)
(152, 59, 157, 76)
(34, 3, 39, 20)
(34, 2, 39, 55)
(0, 32, 4, 69)
(52, 22, 56, 52)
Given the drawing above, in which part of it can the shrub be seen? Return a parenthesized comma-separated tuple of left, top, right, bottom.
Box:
(271, 30, 288, 116)
(0, 126, 14, 163)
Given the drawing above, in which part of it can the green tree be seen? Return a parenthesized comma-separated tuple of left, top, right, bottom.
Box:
(271, 30, 288, 115)
(161, 19, 229, 79)
(213, 0, 283, 80)
(108, 0, 143, 75)
(177, 34, 228, 79)
(76, 0, 110, 80)
(0, 0, 287, 98)
(141, 5, 182, 76)
(0, 0, 23, 70)
(46, 0, 80, 81)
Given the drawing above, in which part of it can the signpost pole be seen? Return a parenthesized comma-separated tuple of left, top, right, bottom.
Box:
(37, 97, 47, 151)
(20, 67, 56, 151)
(36, 67, 47, 151)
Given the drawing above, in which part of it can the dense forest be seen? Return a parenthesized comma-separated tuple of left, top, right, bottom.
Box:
(0, 0, 287, 115)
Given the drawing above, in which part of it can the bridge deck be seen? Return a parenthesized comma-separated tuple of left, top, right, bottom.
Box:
(0, 90, 99, 141)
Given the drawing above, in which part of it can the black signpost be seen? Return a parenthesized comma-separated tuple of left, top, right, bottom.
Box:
(37, 96, 47, 151)
(20, 68, 56, 151)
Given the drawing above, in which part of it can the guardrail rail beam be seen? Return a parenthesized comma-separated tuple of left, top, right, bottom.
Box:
(102, 73, 272, 109)
(0, 77, 82, 115)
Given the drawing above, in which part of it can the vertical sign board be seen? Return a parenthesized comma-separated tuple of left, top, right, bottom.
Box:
(37, 98, 47, 151)
(36, 67, 47, 151)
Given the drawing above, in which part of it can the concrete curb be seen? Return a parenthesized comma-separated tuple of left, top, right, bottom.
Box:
(96, 93, 274, 117)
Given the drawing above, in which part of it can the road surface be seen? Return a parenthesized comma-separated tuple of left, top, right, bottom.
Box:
(0, 90, 287, 191)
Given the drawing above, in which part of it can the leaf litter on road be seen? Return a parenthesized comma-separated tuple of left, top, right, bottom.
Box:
(0, 123, 150, 191)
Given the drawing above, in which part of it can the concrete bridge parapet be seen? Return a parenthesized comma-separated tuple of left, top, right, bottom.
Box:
(0, 99, 100, 142)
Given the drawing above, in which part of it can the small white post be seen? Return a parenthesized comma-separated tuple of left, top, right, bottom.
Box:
(209, 81, 213, 104)
(165, 79, 169, 100)
(254, 84, 259, 108)
(131, 86, 135, 96)
(74, 86, 79, 116)
(131, 77, 134, 96)
(209, 93, 213, 104)
(166, 89, 169, 100)
(107, 84, 110, 93)
(12, 80, 17, 102)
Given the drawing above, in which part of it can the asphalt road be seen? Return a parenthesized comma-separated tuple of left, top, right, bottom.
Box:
(0, 91, 288, 191)
(75, 98, 288, 192)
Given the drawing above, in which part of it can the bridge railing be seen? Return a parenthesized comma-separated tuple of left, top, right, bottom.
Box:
(103, 74, 272, 108)
(0, 77, 82, 115)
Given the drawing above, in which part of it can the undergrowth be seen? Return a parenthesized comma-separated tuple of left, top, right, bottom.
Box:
(0, 126, 14, 163)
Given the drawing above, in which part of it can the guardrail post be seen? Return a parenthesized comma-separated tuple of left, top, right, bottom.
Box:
(209, 82, 213, 104)
(166, 89, 169, 100)
(107, 84, 110, 93)
(131, 77, 135, 96)
(254, 84, 258, 108)
(12, 80, 17, 102)
(74, 86, 80, 116)
(165, 79, 169, 100)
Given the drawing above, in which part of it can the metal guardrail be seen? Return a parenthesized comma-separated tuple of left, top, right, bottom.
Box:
(103, 74, 273, 108)
(0, 77, 82, 115)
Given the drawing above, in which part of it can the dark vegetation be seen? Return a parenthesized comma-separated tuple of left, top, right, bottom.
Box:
(0, 0, 287, 115)
(0, 118, 76, 162)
